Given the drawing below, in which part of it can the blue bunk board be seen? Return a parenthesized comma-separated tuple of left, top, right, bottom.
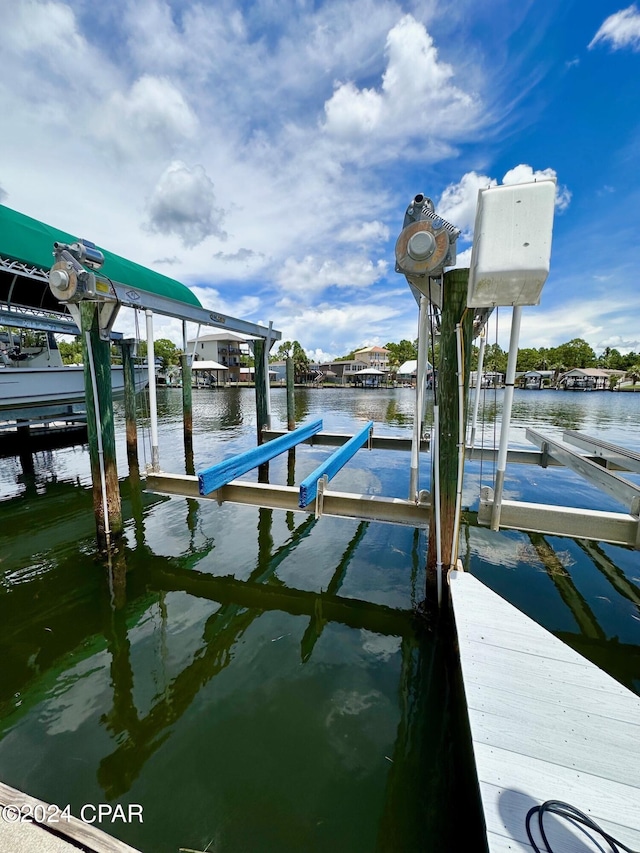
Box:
(298, 421, 373, 507)
(198, 419, 323, 495)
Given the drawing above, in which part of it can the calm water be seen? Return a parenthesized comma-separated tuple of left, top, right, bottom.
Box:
(0, 386, 638, 852)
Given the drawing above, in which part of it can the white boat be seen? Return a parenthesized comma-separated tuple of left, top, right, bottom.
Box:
(0, 334, 148, 418)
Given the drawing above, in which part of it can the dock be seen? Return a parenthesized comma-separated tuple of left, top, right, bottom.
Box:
(0, 781, 141, 853)
(449, 570, 640, 853)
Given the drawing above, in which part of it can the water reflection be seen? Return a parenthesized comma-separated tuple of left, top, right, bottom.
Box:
(0, 387, 639, 850)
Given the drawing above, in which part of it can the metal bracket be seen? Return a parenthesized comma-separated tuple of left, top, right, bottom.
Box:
(367, 426, 373, 451)
(314, 474, 329, 519)
(97, 301, 121, 340)
(540, 441, 549, 469)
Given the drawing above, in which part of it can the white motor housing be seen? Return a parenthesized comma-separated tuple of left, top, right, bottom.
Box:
(467, 179, 556, 307)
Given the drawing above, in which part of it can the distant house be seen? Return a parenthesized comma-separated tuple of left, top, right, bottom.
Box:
(354, 346, 390, 373)
(319, 360, 368, 385)
(519, 370, 555, 389)
(469, 371, 505, 388)
(558, 368, 624, 391)
(397, 359, 433, 384)
(238, 366, 278, 383)
(187, 330, 255, 384)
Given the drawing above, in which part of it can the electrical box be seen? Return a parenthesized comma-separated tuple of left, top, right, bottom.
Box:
(467, 179, 556, 307)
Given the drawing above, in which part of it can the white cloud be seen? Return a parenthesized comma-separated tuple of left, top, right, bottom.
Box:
(277, 255, 388, 296)
(502, 164, 571, 211)
(100, 75, 198, 158)
(594, 335, 640, 355)
(338, 221, 390, 245)
(452, 246, 472, 269)
(437, 164, 571, 239)
(437, 171, 496, 236)
(273, 296, 410, 361)
(189, 286, 262, 322)
(145, 161, 226, 248)
(322, 15, 480, 161)
(589, 5, 640, 51)
(4, 0, 85, 54)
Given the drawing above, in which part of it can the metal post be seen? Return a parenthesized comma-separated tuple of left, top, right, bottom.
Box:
(491, 305, 522, 530)
(469, 330, 486, 450)
(145, 309, 160, 471)
(409, 294, 429, 501)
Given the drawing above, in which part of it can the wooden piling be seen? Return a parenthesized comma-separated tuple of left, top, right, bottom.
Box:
(426, 269, 473, 598)
(286, 357, 295, 431)
(254, 339, 268, 444)
(181, 353, 194, 473)
(80, 301, 123, 550)
(120, 339, 138, 467)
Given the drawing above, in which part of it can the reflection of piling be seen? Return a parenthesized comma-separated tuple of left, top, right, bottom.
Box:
(81, 302, 122, 550)
(426, 270, 472, 597)
(120, 340, 138, 467)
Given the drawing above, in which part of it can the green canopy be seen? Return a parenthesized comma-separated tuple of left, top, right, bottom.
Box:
(0, 203, 201, 308)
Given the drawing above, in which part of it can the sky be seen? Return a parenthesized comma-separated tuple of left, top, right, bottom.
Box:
(1, 0, 639, 361)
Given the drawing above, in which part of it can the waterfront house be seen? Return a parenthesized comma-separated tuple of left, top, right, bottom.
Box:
(318, 359, 368, 385)
(354, 345, 390, 373)
(558, 368, 624, 390)
(519, 369, 555, 389)
(396, 359, 434, 386)
(187, 330, 255, 384)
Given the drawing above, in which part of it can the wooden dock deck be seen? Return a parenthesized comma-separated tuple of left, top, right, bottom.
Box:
(0, 781, 142, 853)
(449, 570, 640, 853)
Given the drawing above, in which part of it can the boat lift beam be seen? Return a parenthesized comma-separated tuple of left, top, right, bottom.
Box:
(526, 428, 640, 516)
(147, 472, 430, 528)
(478, 427, 640, 549)
(478, 490, 640, 549)
(562, 430, 640, 474)
(263, 430, 430, 453)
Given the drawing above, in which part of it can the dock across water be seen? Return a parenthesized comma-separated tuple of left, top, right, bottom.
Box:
(449, 569, 640, 853)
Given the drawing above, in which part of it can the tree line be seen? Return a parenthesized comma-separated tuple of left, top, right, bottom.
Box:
(8, 327, 639, 383)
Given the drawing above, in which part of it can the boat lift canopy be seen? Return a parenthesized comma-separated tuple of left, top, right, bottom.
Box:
(0, 204, 280, 342)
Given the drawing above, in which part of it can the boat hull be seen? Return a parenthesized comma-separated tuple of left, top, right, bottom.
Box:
(0, 365, 148, 412)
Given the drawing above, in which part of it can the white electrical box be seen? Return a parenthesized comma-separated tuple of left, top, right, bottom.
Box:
(467, 179, 556, 307)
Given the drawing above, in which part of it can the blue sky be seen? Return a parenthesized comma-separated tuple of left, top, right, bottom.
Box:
(1, 0, 639, 359)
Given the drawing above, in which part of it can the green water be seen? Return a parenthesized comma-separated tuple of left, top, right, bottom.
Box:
(0, 387, 638, 851)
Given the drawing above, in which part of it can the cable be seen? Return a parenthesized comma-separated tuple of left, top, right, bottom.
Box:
(526, 801, 639, 853)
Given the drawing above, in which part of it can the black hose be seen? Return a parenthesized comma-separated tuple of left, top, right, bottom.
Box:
(526, 800, 638, 853)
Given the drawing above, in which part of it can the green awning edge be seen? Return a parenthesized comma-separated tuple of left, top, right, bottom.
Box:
(0, 203, 202, 308)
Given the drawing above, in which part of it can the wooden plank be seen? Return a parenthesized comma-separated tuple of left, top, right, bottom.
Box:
(298, 421, 373, 507)
(449, 571, 640, 853)
(0, 781, 141, 852)
(478, 748, 640, 852)
(197, 418, 322, 495)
